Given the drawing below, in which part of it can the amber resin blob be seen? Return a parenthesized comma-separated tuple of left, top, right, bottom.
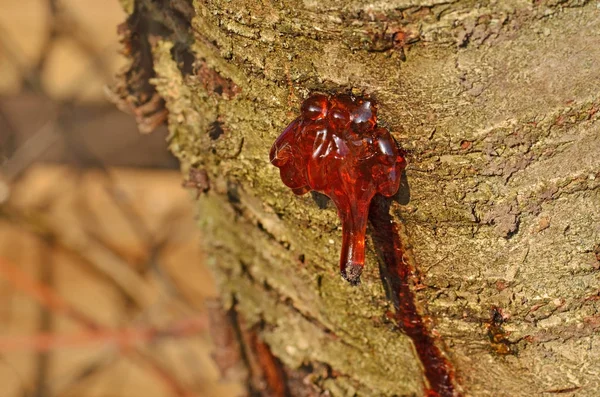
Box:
(269, 93, 407, 285)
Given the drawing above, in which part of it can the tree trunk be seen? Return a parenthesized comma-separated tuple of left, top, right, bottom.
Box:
(111, 1, 600, 396)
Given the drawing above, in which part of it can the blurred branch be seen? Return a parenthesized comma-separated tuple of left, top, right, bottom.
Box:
(0, 256, 98, 329)
(51, 353, 118, 397)
(0, 118, 60, 182)
(0, 255, 204, 397)
(0, 0, 217, 395)
(131, 351, 202, 397)
(0, 317, 206, 353)
(2, 199, 157, 309)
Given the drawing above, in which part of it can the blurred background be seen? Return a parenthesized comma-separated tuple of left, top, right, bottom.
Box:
(0, 1, 240, 396)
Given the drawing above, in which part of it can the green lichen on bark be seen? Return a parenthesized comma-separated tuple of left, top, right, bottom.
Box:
(119, 0, 600, 395)
(119, 0, 134, 15)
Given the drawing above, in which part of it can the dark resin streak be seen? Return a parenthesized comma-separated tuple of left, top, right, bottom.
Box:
(270, 93, 406, 284)
(370, 197, 458, 397)
(271, 94, 458, 395)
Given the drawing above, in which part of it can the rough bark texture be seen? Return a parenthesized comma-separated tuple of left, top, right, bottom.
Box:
(112, 0, 600, 396)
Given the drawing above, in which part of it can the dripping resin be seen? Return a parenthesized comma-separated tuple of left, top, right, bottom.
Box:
(270, 93, 406, 284)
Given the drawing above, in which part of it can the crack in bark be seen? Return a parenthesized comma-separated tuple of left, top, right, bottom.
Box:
(237, 260, 341, 344)
(228, 264, 372, 396)
(224, 298, 282, 396)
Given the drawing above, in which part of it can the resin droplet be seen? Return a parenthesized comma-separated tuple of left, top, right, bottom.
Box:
(269, 93, 406, 285)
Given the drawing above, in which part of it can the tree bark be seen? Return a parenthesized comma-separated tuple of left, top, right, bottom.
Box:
(112, 0, 600, 396)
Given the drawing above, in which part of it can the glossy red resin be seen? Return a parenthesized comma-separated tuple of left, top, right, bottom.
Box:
(270, 93, 406, 284)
